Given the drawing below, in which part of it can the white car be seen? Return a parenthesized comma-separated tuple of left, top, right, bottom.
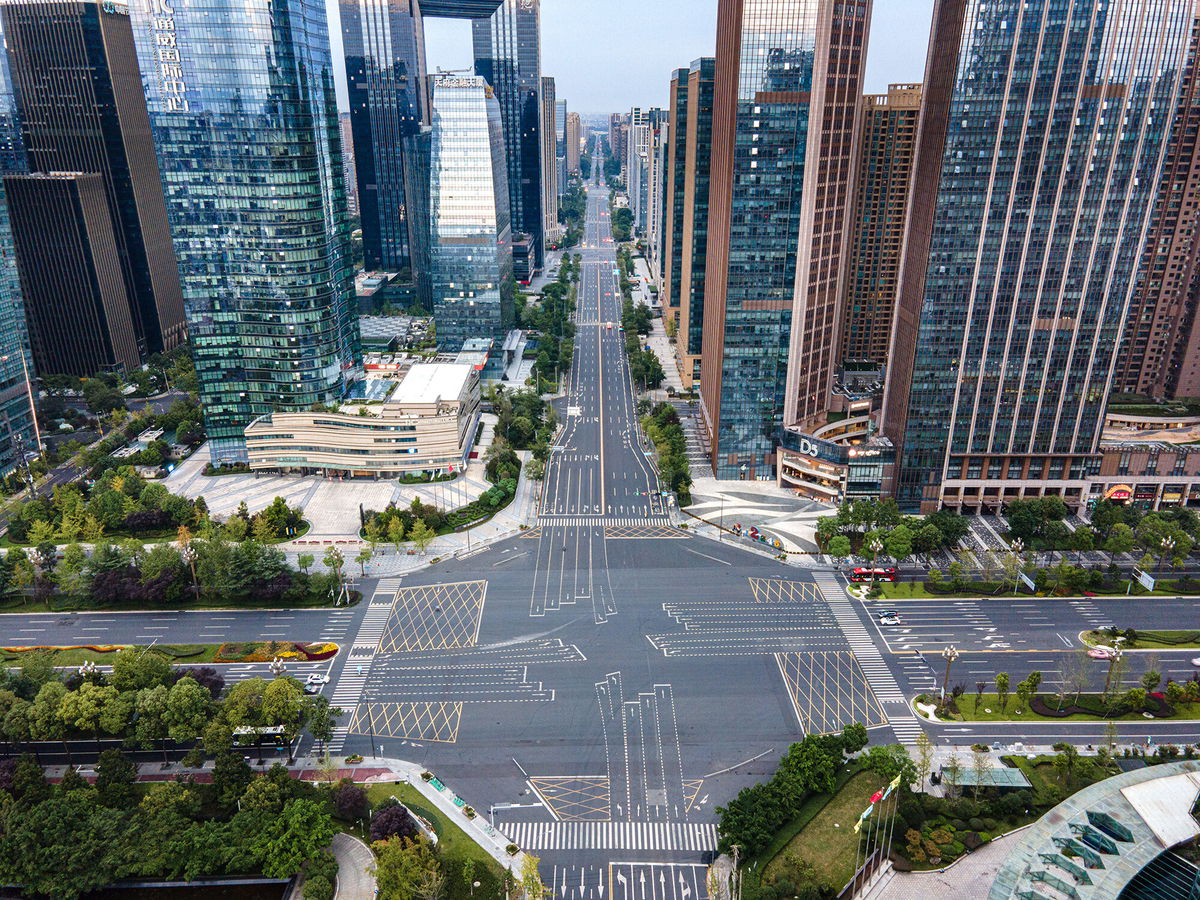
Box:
(879, 616, 903, 626)
(306, 673, 330, 685)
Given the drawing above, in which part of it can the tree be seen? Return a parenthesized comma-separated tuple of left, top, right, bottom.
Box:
(356, 545, 373, 576)
(1141, 669, 1162, 693)
(915, 732, 935, 791)
(371, 803, 420, 843)
(518, 853, 546, 900)
(95, 748, 137, 808)
(335, 782, 370, 821)
(0, 788, 125, 899)
(254, 798, 337, 878)
(165, 675, 211, 744)
(883, 520, 907, 564)
(1052, 742, 1079, 785)
(298, 552, 315, 575)
(840, 722, 869, 753)
(1105, 523, 1136, 564)
(111, 649, 172, 693)
(969, 744, 989, 800)
(305, 696, 340, 752)
(861, 744, 917, 787)
(387, 517, 406, 554)
(975, 680, 987, 712)
(374, 836, 442, 900)
(1015, 677, 1033, 711)
(995, 672, 1010, 712)
(408, 519, 436, 555)
(323, 545, 345, 586)
(212, 751, 254, 809)
(263, 677, 304, 760)
(1063, 650, 1092, 708)
(827, 535, 851, 560)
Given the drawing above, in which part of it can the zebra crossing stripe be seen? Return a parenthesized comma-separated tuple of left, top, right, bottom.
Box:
(813, 573, 925, 741)
(499, 821, 717, 852)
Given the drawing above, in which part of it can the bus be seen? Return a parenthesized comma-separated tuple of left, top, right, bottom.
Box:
(848, 567, 897, 583)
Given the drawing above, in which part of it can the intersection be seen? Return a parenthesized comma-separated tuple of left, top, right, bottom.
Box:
(4, 173, 1200, 888)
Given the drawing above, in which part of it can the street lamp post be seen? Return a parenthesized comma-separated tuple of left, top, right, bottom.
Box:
(940, 645, 960, 701)
(1010, 538, 1024, 595)
(1160, 536, 1175, 574)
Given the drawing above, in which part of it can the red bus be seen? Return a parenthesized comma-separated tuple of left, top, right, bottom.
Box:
(848, 567, 897, 583)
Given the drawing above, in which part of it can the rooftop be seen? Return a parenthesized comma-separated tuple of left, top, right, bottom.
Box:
(392, 363, 474, 406)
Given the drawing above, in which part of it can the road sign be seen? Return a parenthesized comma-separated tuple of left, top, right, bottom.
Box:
(1018, 571, 1036, 592)
(1134, 567, 1156, 591)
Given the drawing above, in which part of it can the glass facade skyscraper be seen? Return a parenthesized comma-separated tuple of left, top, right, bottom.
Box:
(430, 76, 513, 352)
(339, 0, 426, 276)
(883, 0, 1194, 514)
(699, 0, 870, 479)
(0, 11, 38, 479)
(130, 0, 360, 463)
(473, 0, 543, 268)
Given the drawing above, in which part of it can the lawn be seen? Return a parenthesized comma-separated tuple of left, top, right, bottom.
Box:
(875, 581, 1191, 600)
(363, 782, 506, 893)
(1084, 629, 1200, 650)
(931, 692, 1200, 722)
(762, 771, 885, 892)
(0, 588, 358, 614)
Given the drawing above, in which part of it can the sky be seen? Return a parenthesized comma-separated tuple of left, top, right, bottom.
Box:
(327, 0, 936, 115)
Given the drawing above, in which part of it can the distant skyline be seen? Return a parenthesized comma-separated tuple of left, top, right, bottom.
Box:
(327, 1, 935, 115)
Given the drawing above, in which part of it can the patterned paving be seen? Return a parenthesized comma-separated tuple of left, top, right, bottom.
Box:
(530, 776, 611, 820)
(348, 700, 463, 743)
(377, 581, 486, 652)
(775, 651, 888, 735)
(521, 528, 543, 539)
(749, 576, 823, 604)
(603, 525, 689, 539)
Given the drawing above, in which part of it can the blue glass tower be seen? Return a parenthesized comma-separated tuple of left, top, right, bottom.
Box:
(130, 0, 360, 463)
(339, 0, 426, 276)
(429, 75, 513, 351)
(0, 11, 38, 479)
(883, 0, 1195, 514)
(473, 0, 543, 269)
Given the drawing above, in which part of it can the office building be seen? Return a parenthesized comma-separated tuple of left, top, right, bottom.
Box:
(661, 58, 714, 390)
(3, 0, 185, 373)
(540, 76, 562, 244)
(700, 0, 870, 479)
(340, 0, 425, 275)
(565, 111, 581, 177)
(554, 98, 567, 193)
(610, 112, 628, 179)
(130, 0, 361, 463)
(882, 0, 1194, 514)
(246, 362, 481, 478)
(0, 13, 37, 478)
(645, 116, 670, 280)
(1115, 17, 1200, 400)
(626, 107, 649, 233)
(662, 70, 689, 330)
(841, 84, 920, 368)
(6, 173, 140, 376)
(429, 75, 513, 352)
(339, 112, 359, 218)
(474, 0, 544, 268)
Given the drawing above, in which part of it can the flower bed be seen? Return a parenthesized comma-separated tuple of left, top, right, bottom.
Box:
(213, 640, 338, 662)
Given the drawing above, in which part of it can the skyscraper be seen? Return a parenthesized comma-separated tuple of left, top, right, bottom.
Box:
(1115, 16, 1200, 400)
(661, 58, 715, 390)
(474, 0, 544, 268)
(841, 83, 920, 368)
(555, 98, 567, 195)
(662, 69, 690, 332)
(700, 0, 871, 479)
(883, 0, 1194, 514)
(0, 11, 37, 478)
(565, 111, 581, 176)
(645, 116, 670, 280)
(130, 0, 361, 463)
(3, 0, 186, 370)
(430, 76, 513, 351)
(339, 0, 425, 275)
(540, 77, 562, 245)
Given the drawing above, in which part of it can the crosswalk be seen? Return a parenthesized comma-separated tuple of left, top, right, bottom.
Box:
(538, 516, 674, 527)
(811, 573, 925, 744)
(502, 821, 718, 853)
(326, 578, 402, 752)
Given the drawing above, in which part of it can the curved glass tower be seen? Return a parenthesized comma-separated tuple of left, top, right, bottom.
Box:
(130, 0, 360, 463)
